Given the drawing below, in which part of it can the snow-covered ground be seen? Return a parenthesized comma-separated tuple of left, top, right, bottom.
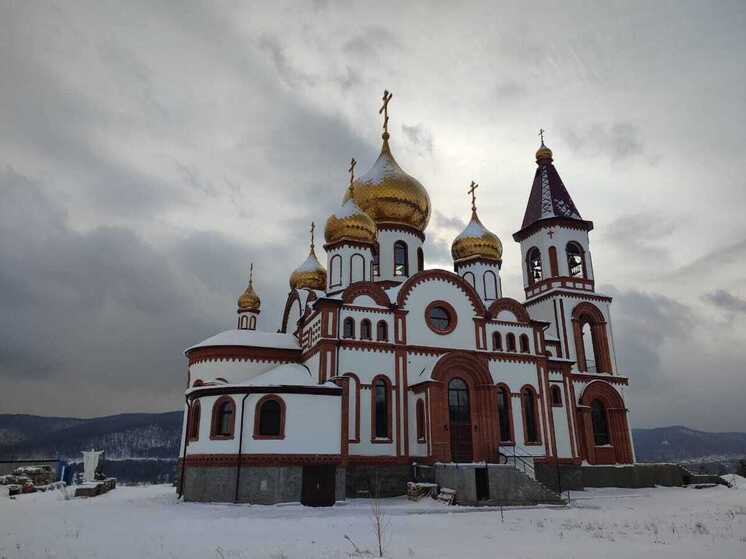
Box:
(1, 481, 745, 558)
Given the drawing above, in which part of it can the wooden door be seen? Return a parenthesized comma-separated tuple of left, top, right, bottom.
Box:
(301, 465, 336, 507)
(448, 378, 473, 463)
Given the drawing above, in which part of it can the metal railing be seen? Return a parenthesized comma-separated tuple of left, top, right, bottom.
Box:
(501, 444, 536, 479)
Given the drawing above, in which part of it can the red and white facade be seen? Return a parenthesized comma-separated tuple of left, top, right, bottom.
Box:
(179, 134, 635, 503)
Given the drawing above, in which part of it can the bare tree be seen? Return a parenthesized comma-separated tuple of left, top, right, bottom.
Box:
(370, 473, 391, 557)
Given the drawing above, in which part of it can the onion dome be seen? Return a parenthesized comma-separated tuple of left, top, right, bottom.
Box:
(238, 264, 261, 311)
(289, 223, 327, 290)
(452, 210, 503, 263)
(325, 159, 378, 244)
(536, 142, 553, 162)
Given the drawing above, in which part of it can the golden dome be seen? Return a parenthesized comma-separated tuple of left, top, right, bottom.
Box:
(324, 196, 377, 244)
(238, 283, 260, 311)
(451, 211, 503, 262)
(536, 142, 553, 162)
(343, 137, 430, 232)
(289, 246, 327, 290)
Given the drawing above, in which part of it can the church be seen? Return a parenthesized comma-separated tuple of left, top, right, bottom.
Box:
(178, 92, 635, 506)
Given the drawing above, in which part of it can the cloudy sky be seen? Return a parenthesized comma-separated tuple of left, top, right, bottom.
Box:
(1, 1, 745, 430)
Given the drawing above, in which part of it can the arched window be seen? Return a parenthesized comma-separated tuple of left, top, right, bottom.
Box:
(211, 397, 235, 439)
(372, 377, 391, 440)
(249, 316, 256, 330)
(330, 254, 342, 287)
(360, 319, 372, 340)
(417, 247, 424, 272)
(492, 332, 503, 351)
(372, 249, 380, 277)
(254, 395, 285, 439)
(497, 385, 513, 442)
(591, 399, 610, 446)
(188, 400, 201, 441)
(566, 242, 586, 278)
(548, 246, 559, 276)
(376, 320, 388, 341)
(416, 399, 426, 442)
(550, 385, 563, 406)
(573, 303, 612, 374)
(463, 271, 475, 288)
(519, 334, 530, 353)
(483, 271, 498, 300)
(343, 317, 355, 339)
(239, 315, 248, 329)
(343, 373, 361, 443)
(394, 241, 408, 277)
(526, 247, 543, 286)
(350, 253, 365, 283)
(521, 388, 540, 444)
(506, 333, 516, 352)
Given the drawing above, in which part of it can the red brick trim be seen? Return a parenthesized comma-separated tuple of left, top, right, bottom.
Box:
(576, 380, 633, 464)
(188, 400, 201, 442)
(424, 300, 458, 335)
(323, 239, 377, 252)
(486, 298, 531, 323)
(453, 256, 501, 270)
(548, 246, 559, 276)
(210, 396, 236, 440)
(525, 290, 612, 306)
(571, 301, 613, 373)
(188, 385, 342, 399)
(252, 394, 286, 440)
(571, 373, 628, 385)
(187, 346, 300, 366)
(341, 282, 392, 307)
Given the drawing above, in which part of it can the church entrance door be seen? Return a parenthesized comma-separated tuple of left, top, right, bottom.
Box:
(448, 378, 473, 462)
(301, 465, 336, 507)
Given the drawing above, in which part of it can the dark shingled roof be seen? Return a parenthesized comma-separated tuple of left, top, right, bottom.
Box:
(520, 156, 582, 230)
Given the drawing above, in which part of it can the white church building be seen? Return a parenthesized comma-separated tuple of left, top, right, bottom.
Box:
(178, 94, 635, 506)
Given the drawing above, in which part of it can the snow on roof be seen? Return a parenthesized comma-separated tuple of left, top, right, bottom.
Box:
(234, 363, 320, 387)
(186, 329, 300, 353)
(334, 197, 366, 219)
(295, 250, 324, 272)
(454, 214, 491, 241)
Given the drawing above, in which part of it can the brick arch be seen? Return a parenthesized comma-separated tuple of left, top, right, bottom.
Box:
(487, 298, 531, 323)
(341, 282, 392, 307)
(576, 381, 633, 464)
(396, 269, 486, 316)
(428, 352, 497, 463)
(280, 291, 303, 334)
(571, 302, 612, 373)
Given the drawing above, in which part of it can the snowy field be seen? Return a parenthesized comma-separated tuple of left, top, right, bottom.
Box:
(1, 481, 745, 558)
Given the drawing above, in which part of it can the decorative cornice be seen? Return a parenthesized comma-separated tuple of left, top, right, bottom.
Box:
(188, 346, 300, 367)
(184, 453, 342, 467)
(486, 297, 531, 323)
(396, 269, 486, 316)
(187, 384, 342, 400)
(513, 216, 594, 242)
(341, 282, 392, 307)
(524, 289, 612, 306)
(377, 223, 426, 242)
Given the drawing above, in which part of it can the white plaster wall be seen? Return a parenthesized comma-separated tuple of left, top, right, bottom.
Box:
(487, 360, 539, 392)
(337, 347, 394, 383)
(409, 393, 428, 457)
(185, 393, 340, 456)
(376, 229, 422, 283)
(189, 360, 287, 385)
(303, 352, 320, 382)
(402, 279, 478, 350)
(547, 382, 572, 458)
(456, 261, 502, 302)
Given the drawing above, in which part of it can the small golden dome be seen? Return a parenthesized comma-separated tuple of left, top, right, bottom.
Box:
(451, 211, 503, 262)
(343, 137, 430, 232)
(536, 142, 553, 162)
(289, 246, 327, 290)
(324, 196, 377, 244)
(238, 283, 260, 311)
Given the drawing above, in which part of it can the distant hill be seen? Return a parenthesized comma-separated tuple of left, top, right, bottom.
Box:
(2, 413, 744, 467)
(632, 425, 746, 464)
(0, 412, 182, 461)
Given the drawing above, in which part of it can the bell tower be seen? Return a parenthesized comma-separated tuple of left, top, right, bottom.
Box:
(237, 263, 260, 331)
(513, 136, 616, 374)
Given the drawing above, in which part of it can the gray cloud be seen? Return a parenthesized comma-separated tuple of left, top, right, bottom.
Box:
(702, 289, 746, 313)
(1, 1, 745, 432)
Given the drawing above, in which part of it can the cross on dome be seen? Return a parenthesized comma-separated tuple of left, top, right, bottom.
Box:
(539, 128, 545, 144)
(468, 180, 479, 213)
(348, 157, 356, 195)
(379, 90, 393, 139)
(310, 221, 315, 249)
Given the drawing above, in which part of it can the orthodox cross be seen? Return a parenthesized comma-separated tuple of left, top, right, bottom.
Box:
(249, 262, 254, 286)
(379, 90, 393, 135)
(348, 157, 356, 193)
(539, 128, 546, 144)
(310, 222, 315, 248)
(468, 180, 479, 212)
(547, 230, 554, 239)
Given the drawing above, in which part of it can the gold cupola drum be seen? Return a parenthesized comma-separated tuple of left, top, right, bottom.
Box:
(289, 222, 327, 290)
(238, 263, 261, 311)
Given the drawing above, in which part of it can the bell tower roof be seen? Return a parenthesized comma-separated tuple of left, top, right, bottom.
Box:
(514, 136, 593, 241)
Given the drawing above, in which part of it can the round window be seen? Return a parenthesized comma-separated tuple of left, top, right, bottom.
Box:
(426, 302, 456, 334)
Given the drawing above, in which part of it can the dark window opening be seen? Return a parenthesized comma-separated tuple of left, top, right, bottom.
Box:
(567, 242, 585, 278)
(523, 389, 539, 444)
(591, 399, 610, 446)
(416, 399, 426, 442)
(372, 250, 380, 277)
(492, 332, 502, 351)
(551, 385, 563, 406)
(214, 399, 234, 437)
(376, 320, 388, 341)
(189, 401, 201, 440)
(259, 399, 282, 437)
(497, 387, 512, 442)
(527, 247, 543, 286)
(519, 334, 530, 353)
(374, 379, 389, 439)
(394, 241, 408, 277)
(506, 333, 516, 352)
(429, 306, 451, 331)
(360, 319, 372, 340)
(417, 247, 424, 272)
(343, 317, 355, 339)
